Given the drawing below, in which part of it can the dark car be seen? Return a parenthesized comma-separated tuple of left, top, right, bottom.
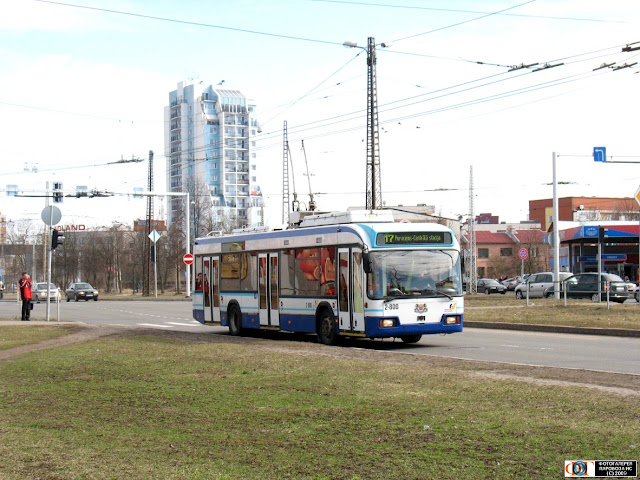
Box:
(65, 282, 99, 302)
(477, 278, 506, 295)
(546, 273, 629, 303)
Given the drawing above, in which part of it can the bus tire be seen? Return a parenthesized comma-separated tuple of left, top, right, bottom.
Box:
(228, 304, 243, 336)
(400, 335, 422, 344)
(317, 309, 337, 346)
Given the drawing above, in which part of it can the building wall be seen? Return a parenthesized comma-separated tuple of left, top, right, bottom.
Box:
(530, 197, 636, 230)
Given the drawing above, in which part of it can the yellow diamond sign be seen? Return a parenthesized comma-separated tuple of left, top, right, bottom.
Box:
(636, 186, 640, 207)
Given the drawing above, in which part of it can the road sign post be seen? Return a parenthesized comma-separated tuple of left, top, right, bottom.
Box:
(148, 230, 160, 299)
(636, 186, 640, 284)
(518, 248, 528, 278)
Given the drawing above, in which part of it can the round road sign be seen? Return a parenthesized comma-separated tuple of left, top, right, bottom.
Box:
(183, 253, 194, 265)
(518, 248, 528, 260)
(41, 206, 62, 226)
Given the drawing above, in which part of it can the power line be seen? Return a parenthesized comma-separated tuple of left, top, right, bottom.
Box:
(392, 0, 538, 43)
(33, 0, 344, 47)
(310, 0, 626, 23)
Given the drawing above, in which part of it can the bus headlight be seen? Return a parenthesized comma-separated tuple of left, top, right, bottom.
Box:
(444, 315, 461, 325)
(379, 318, 396, 328)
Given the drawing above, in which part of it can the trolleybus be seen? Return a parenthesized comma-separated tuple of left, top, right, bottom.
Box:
(192, 210, 463, 344)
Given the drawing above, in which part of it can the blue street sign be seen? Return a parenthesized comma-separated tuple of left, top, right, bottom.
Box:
(593, 146, 606, 162)
(578, 254, 627, 263)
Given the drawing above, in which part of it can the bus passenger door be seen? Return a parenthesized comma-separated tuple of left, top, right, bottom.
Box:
(259, 253, 280, 327)
(351, 249, 365, 332)
(338, 248, 365, 333)
(204, 257, 221, 324)
(211, 257, 220, 323)
(203, 258, 211, 323)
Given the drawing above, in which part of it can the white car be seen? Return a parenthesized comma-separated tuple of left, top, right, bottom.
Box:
(32, 282, 61, 302)
(515, 272, 573, 299)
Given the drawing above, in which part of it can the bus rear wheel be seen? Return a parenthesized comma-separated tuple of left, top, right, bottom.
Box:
(317, 310, 338, 346)
(228, 305, 243, 336)
(400, 335, 422, 344)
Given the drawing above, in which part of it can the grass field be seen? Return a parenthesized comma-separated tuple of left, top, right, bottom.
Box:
(465, 295, 640, 330)
(0, 324, 82, 350)
(0, 326, 638, 479)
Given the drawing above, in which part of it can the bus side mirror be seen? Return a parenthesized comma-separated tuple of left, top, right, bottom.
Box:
(363, 252, 372, 274)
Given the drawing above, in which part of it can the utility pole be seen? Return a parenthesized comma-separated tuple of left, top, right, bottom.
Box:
(282, 121, 290, 225)
(143, 150, 154, 296)
(366, 37, 382, 210)
(468, 166, 477, 294)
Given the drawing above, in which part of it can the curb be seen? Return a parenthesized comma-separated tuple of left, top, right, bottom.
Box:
(465, 321, 640, 338)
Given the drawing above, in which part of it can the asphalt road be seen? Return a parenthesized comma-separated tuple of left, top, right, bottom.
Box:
(1, 299, 639, 375)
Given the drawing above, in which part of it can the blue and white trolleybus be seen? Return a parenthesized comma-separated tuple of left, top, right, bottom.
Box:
(192, 210, 463, 344)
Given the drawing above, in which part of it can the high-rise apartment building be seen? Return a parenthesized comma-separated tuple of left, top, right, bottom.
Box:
(164, 82, 263, 232)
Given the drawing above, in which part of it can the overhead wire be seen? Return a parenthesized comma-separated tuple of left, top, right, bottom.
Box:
(14, 2, 638, 199)
(392, 0, 539, 43)
(309, 0, 625, 23)
(33, 0, 344, 47)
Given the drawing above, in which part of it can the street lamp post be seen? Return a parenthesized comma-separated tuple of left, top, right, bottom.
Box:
(552, 152, 560, 299)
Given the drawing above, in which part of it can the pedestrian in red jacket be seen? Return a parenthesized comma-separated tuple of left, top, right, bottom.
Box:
(19, 272, 32, 321)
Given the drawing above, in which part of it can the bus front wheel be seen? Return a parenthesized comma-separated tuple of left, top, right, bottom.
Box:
(400, 335, 422, 344)
(317, 310, 338, 346)
(228, 305, 243, 336)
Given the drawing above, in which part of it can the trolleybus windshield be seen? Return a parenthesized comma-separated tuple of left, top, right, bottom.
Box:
(366, 250, 462, 300)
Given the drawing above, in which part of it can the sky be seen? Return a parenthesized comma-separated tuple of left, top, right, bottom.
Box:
(1, 0, 639, 231)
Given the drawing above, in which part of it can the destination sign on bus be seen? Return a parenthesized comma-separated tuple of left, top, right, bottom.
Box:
(376, 232, 452, 245)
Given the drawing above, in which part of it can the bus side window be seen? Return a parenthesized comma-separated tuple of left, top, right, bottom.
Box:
(320, 247, 336, 296)
(194, 257, 203, 293)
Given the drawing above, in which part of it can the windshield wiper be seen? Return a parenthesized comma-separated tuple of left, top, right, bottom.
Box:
(433, 290, 453, 300)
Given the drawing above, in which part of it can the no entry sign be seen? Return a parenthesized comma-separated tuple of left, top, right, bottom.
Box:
(183, 253, 194, 265)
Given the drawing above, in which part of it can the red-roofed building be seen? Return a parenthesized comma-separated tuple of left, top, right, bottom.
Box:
(462, 228, 550, 279)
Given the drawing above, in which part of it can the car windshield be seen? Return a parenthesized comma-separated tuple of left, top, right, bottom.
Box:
(36, 283, 56, 290)
(604, 274, 624, 282)
(76, 283, 93, 289)
(482, 279, 501, 286)
(366, 249, 462, 299)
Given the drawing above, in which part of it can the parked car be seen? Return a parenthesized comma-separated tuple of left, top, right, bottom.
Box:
(32, 282, 61, 302)
(65, 282, 99, 302)
(546, 273, 629, 303)
(501, 275, 526, 291)
(477, 278, 506, 294)
(635, 286, 640, 303)
(515, 271, 573, 299)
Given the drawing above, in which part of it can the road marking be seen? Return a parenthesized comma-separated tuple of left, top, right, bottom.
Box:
(138, 323, 172, 328)
(166, 322, 201, 327)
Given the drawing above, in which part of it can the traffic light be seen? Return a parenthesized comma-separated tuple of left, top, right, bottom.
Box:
(599, 227, 608, 243)
(53, 182, 63, 203)
(51, 229, 64, 250)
